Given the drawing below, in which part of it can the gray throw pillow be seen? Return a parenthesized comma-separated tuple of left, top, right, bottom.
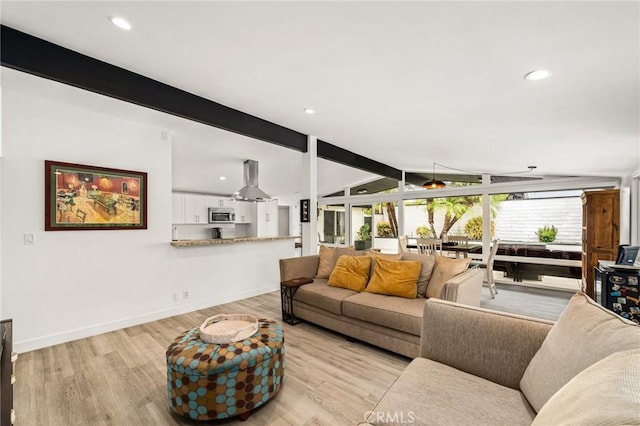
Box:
(520, 292, 640, 412)
(532, 348, 640, 425)
(401, 252, 435, 298)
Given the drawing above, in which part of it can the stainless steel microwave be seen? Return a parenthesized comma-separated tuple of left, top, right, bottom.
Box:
(208, 208, 235, 223)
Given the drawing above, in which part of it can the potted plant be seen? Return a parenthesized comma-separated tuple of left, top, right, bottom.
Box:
(376, 221, 394, 238)
(355, 223, 372, 250)
(536, 225, 558, 243)
(464, 216, 495, 241)
(416, 225, 431, 238)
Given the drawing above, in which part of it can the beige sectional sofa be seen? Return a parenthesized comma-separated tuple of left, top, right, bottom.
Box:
(279, 249, 483, 358)
(364, 293, 640, 426)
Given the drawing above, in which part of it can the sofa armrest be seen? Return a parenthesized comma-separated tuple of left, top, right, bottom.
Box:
(420, 298, 553, 390)
(279, 255, 319, 282)
(440, 268, 483, 306)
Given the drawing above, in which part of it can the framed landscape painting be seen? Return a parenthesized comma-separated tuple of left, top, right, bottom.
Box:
(45, 160, 147, 231)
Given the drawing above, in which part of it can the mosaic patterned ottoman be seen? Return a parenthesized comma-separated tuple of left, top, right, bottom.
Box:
(166, 319, 285, 421)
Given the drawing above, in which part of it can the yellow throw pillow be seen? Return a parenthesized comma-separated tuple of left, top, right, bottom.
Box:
(316, 245, 337, 278)
(327, 255, 372, 292)
(365, 258, 421, 299)
(426, 255, 471, 299)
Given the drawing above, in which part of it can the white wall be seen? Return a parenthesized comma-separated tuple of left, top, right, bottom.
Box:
(495, 198, 582, 243)
(1, 71, 294, 353)
(0, 85, 3, 321)
(0, 159, 2, 322)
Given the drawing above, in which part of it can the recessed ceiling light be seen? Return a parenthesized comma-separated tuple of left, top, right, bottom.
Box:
(356, 189, 368, 194)
(109, 16, 132, 31)
(303, 108, 315, 114)
(524, 70, 551, 81)
(219, 176, 226, 181)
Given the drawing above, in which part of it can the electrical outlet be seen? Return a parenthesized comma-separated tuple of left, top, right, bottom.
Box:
(182, 290, 189, 300)
(173, 292, 180, 302)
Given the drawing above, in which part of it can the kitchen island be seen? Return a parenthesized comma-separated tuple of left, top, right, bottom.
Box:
(162, 235, 298, 331)
(170, 235, 297, 247)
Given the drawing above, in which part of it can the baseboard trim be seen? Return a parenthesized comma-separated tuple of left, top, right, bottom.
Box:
(14, 285, 278, 353)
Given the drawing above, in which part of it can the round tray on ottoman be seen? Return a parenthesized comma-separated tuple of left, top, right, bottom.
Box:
(166, 319, 285, 421)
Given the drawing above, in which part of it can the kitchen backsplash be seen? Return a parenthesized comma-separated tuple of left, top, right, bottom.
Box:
(172, 223, 248, 240)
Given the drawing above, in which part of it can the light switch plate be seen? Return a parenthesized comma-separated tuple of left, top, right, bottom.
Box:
(24, 233, 36, 245)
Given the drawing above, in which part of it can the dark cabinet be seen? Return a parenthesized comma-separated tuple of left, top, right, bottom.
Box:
(597, 267, 640, 324)
(582, 190, 620, 298)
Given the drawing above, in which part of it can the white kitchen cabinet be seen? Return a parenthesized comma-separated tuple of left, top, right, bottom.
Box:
(232, 201, 253, 224)
(210, 196, 228, 208)
(171, 193, 186, 224)
(210, 197, 251, 222)
(183, 194, 209, 224)
(265, 201, 278, 236)
(252, 200, 278, 237)
(172, 193, 254, 225)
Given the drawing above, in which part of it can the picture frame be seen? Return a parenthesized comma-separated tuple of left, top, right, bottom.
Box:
(45, 160, 147, 231)
(300, 199, 310, 223)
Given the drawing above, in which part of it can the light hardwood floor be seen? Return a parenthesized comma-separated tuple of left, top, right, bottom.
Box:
(14, 286, 573, 425)
(481, 283, 574, 321)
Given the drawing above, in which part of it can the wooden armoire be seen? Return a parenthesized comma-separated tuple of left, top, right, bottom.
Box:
(581, 189, 620, 298)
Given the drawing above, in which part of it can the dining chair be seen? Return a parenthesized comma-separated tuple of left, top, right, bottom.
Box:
(474, 240, 500, 298)
(398, 235, 411, 253)
(448, 235, 468, 243)
(416, 238, 442, 256)
(446, 235, 469, 258)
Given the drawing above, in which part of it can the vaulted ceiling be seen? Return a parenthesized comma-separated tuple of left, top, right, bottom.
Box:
(2, 1, 638, 197)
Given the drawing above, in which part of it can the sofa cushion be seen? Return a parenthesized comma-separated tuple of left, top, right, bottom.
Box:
(531, 348, 640, 426)
(342, 292, 426, 335)
(401, 253, 435, 298)
(365, 258, 421, 299)
(293, 280, 358, 315)
(366, 250, 402, 261)
(520, 292, 640, 412)
(316, 245, 336, 278)
(426, 255, 470, 299)
(367, 357, 535, 426)
(328, 255, 372, 292)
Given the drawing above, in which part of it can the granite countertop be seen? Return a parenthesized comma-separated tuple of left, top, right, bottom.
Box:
(170, 235, 299, 247)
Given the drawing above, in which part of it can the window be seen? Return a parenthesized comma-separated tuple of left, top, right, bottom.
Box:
(351, 204, 372, 249)
(318, 204, 345, 245)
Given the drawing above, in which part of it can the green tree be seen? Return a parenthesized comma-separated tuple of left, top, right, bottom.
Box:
(425, 187, 506, 239)
(372, 189, 399, 238)
(427, 195, 477, 239)
(385, 202, 399, 237)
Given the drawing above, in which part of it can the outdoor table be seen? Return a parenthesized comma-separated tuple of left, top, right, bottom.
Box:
(407, 241, 481, 258)
(442, 244, 482, 258)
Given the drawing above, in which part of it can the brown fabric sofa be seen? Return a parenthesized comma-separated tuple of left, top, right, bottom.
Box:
(363, 293, 640, 425)
(279, 253, 483, 358)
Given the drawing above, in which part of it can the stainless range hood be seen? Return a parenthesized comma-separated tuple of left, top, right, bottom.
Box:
(233, 160, 271, 202)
